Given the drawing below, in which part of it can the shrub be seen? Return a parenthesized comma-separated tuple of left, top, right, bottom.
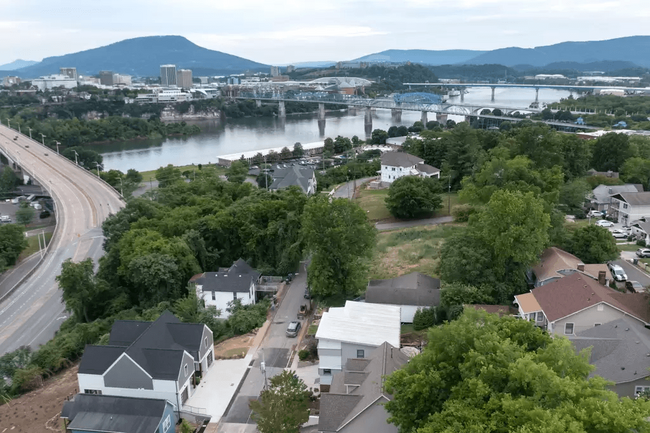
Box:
(637, 239, 647, 247)
(298, 350, 309, 361)
(451, 204, 476, 222)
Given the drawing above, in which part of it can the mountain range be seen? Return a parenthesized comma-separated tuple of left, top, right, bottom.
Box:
(2, 35, 650, 79)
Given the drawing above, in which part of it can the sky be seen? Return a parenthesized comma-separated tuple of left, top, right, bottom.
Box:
(2, 0, 650, 66)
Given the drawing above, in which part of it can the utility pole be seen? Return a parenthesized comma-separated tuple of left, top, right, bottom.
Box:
(448, 174, 451, 215)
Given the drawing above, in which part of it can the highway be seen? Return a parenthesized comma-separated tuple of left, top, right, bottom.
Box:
(0, 124, 124, 355)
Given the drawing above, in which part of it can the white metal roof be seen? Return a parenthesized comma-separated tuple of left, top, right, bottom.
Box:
(316, 301, 401, 348)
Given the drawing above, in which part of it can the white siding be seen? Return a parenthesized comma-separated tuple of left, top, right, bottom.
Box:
(78, 374, 181, 410)
(551, 302, 645, 336)
(400, 305, 419, 323)
(198, 286, 254, 319)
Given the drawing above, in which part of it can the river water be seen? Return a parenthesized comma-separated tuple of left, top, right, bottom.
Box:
(97, 87, 572, 173)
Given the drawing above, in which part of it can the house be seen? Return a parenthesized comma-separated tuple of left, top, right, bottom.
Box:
(631, 221, 650, 244)
(571, 318, 650, 398)
(380, 152, 440, 184)
(316, 301, 401, 388)
(589, 184, 643, 212)
(609, 192, 650, 225)
(514, 272, 650, 336)
(531, 247, 611, 287)
(319, 342, 408, 433)
(269, 166, 317, 194)
(77, 311, 214, 415)
(366, 272, 440, 322)
(61, 394, 176, 433)
(190, 258, 260, 318)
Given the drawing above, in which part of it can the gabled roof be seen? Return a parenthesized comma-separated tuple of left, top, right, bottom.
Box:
(79, 311, 207, 381)
(591, 184, 641, 204)
(571, 318, 650, 384)
(193, 258, 260, 293)
(269, 166, 314, 193)
(380, 151, 424, 167)
(316, 301, 401, 348)
(61, 394, 170, 433)
(366, 272, 440, 307)
(415, 163, 440, 175)
(319, 342, 408, 432)
(632, 221, 650, 234)
(514, 293, 542, 314)
(611, 192, 650, 206)
(531, 272, 650, 324)
(108, 320, 151, 346)
(532, 247, 610, 285)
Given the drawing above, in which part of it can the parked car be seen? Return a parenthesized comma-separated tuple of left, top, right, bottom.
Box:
(596, 219, 614, 227)
(611, 229, 627, 239)
(286, 321, 301, 338)
(0, 215, 11, 223)
(587, 210, 605, 218)
(608, 263, 627, 282)
(304, 288, 311, 299)
(637, 248, 650, 258)
(626, 281, 645, 293)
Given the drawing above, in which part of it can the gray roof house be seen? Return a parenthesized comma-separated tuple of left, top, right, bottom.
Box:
(589, 184, 643, 212)
(319, 342, 408, 433)
(77, 311, 214, 417)
(366, 272, 441, 322)
(610, 192, 650, 225)
(380, 151, 440, 184)
(270, 166, 317, 194)
(61, 394, 176, 433)
(571, 318, 650, 398)
(190, 258, 260, 318)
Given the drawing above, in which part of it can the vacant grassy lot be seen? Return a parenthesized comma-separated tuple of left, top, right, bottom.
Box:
(140, 164, 227, 182)
(19, 232, 53, 261)
(356, 188, 461, 222)
(368, 224, 464, 280)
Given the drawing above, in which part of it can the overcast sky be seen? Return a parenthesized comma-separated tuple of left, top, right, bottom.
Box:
(2, 0, 649, 66)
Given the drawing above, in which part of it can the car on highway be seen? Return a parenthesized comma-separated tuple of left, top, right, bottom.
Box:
(596, 219, 614, 227)
(625, 280, 645, 293)
(13, 136, 17, 141)
(608, 263, 627, 282)
(637, 248, 650, 258)
(611, 229, 628, 239)
(286, 321, 302, 338)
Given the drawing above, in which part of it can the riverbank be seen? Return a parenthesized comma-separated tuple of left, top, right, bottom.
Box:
(139, 163, 228, 182)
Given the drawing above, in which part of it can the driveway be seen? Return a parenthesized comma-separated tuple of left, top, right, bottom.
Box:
(376, 215, 453, 232)
(332, 177, 376, 199)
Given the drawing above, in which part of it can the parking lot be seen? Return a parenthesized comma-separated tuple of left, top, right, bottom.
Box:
(0, 201, 18, 223)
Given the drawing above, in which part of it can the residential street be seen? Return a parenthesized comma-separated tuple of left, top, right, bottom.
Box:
(614, 257, 650, 287)
(217, 262, 309, 432)
(332, 177, 376, 199)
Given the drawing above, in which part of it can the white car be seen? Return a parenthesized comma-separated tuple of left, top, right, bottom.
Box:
(587, 210, 604, 218)
(611, 229, 627, 239)
(596, 219, 614, 227)
(608, 263, 627, 282)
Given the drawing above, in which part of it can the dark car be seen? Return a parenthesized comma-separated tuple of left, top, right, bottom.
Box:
(286, 321, 301, 337)
(626, 281, 645, 293)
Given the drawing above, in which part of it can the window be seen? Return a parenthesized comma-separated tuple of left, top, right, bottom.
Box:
(623, 203, 628, 209)
(323, 369, 332, 375)
(84, 389, 102, 395)
(357, 349, 365, 358)
(597, 304, 604, 311)
(162, 415, 172, 432)
(392, 167, 395, 171)
(184, 364, 188, 376)
(536, 312, 544, 322)
(204, 336, 208, 348)
(636, 386, 650, 396)
(233, 292, 237, 300)
(211, 292, 215, 301)
(594, 323, 601, 326)
(564, 323, 574, 335)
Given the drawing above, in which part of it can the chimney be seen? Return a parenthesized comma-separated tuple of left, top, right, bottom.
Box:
(598, 271, 607, 286)
(577, 263, 585, 271)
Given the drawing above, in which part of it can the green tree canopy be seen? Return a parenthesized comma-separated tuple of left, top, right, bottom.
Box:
(302, 196, 376, 299)
(15, 203, 35, 225)
(565, 224, 620, 264)
(385, 176, 443, 219)
(56, 258, 112, 322)
(0, 224, 28, 271)
(621, 157, 650, 190)
(384, 309, 650, 433)
(226, 161, 248, 184)
(591, 132, 634, 172)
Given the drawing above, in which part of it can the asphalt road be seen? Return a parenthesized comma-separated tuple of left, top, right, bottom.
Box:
(614, 258, 650, 287)
(332, 177, 376, 199)
(0, 124, 124, 355)
(220, 262, 309, 429)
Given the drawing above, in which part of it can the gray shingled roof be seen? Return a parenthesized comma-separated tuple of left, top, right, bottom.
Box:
(380, 152, 424, 167)
(366, 272, 441, 307)
(415, 163, 440, 174)
(611, 192, 650, 206)
(78, 345, 125, 375)
(269, 166, 314, 193)
(193, 258, 260, 293)
(571, 318, 650, 384)
(108, 320, 150, 346)
(61, 394, 169, 433)
(319, 342, 409, 432)
(591, 184, 641, 205)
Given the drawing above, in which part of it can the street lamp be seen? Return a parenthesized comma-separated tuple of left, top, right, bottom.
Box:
(73, 150, 79, 165)
(55, 141, 60, 154)
(40, 133, 46, 146)
(118, 176, 123, 196)
(6, 119, 10, 129)
(95, 162, 103, 177)
(27, 127, 32, 139)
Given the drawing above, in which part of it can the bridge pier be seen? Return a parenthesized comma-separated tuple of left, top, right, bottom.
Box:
(318, 119, 326, 137)
(318, 103, 326, 121)
(348, 105, 357, 115)
(278, 101, 286, 118)
(255, 99, 262, 108)
(421, 111, 428, 125)
(491, 86, 496, 102)
(460, 88, 465, 102)
(391, 108, 402, 122)
(436, 113, 448, 125)
(364, 107, 372, 138)
(535, 88, 539, 103)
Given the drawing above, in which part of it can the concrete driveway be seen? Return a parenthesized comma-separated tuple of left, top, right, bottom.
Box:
(332, 177, 376, 199)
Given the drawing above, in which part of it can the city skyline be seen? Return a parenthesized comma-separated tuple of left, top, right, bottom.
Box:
(2, 0, 650, 66)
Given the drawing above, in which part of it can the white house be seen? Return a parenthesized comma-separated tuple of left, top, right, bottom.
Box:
(191, 259, 260, 318)
(315, 301, 401, 387)
(380, 151, 440, 184)
(365, 272, 440, 323)
(589, 184, 642, 212)
(77, 311, 214, 416)
(609, 192, 650, 225)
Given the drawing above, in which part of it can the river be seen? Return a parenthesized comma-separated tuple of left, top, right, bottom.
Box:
(96, 87, 572, 173)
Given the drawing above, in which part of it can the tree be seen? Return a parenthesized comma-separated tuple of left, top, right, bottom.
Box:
(0, 224, 28, 271)
(280, 147, 292, 160)
(155, 164, 182, 188)
(256, 173, 273, 189)
(226, 161, 248, 184)
(621, 157, 650, 190)
(292, 142, 304, 158)
(559, 178, 591, 214)
(384, 309, 650, 433)
(249, 370, 311, 433)
(439, 282, 493, 307)
(371, 129, 389, 144)
(333, 136, 352, 153)
(15, 202, 35, 225)
(62, 146, 103, 169)
(565, 225, 619, 264)
(302, 196, 376, 299)
(125, 168, 143, 184)
(0, 166, 18, 195)
(323, 138, 334, 154)
(592, 132, 634, 172)
(385, 176, 442, 219)
(56, 258, 110, 322)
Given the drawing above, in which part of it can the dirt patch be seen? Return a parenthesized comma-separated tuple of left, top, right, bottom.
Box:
(0, 364, 79, 433)
(213, 333, 255, 359)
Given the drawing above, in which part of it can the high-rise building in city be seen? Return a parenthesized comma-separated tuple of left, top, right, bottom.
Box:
(160, 64, 177, 87)
(176, 69, 193, 89)
(60, 67, 78, 80)
(112, 74, 132, 86)
(286, 65, 295, 73)
(270, 66, 280, 77)
(99, 71, 114, 86)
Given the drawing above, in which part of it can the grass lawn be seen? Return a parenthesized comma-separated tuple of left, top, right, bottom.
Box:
(401, 324, 415, 334)
(140, 164, 227, 182)
(368, 224, 465, 280)
(221, 347, 249, 358)
(307, 324, 318, 336)
(355, 188, 461, 222)
(619, 243, 642, 252)
(19, 232, 53, 261)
